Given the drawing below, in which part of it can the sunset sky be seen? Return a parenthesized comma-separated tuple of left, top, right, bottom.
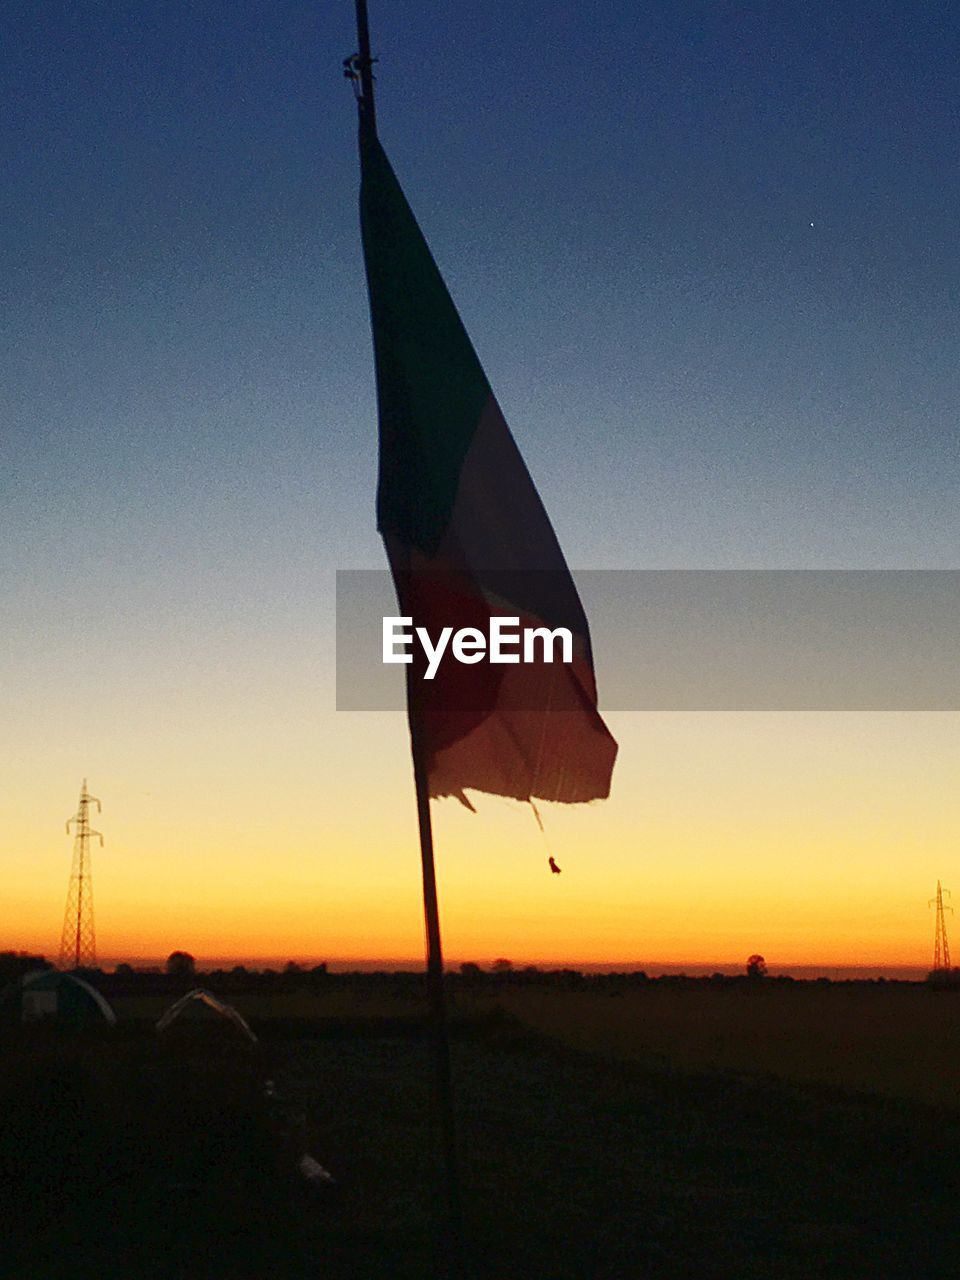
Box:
(3, 2, 958, 970)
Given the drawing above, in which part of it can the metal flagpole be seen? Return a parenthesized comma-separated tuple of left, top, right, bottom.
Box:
(349, 0, 463, 1247)
(353, 0, 377, 137)
(411, 711, 462, 1238)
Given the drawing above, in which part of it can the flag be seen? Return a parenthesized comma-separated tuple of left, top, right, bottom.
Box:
(360, 133, 617, 806)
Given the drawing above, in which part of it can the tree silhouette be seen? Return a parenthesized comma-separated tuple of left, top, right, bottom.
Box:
(166, 951, 196, 978)
(746, 954, 767, 979)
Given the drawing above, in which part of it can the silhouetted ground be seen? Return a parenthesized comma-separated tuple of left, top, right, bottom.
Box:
(2, 1012, 960, 1279)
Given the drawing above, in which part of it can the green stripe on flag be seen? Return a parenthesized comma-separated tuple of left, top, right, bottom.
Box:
(361, 136, 489, 554)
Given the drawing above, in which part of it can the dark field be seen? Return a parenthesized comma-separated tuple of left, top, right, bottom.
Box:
(3, 979, 960, 1279)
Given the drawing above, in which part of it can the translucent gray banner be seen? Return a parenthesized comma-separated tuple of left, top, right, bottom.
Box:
(336, 570, 960, 710)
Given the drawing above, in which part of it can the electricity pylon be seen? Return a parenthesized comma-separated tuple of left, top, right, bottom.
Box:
(59, 780, 103, 970)
(928, 880, 952, 972)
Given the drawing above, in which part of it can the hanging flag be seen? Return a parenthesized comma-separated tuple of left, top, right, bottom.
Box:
(360, 133, 617, 806)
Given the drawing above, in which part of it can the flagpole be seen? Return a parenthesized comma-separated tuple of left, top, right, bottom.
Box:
(411, 711, 462, 1241)
(354, 0, 377, 137)
(351, 0, 462, 1247)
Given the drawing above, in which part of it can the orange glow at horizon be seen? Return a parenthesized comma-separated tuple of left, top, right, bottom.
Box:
(3, 711, 958, 972)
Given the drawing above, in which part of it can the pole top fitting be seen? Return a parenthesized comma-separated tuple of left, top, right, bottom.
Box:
(343, 52, 377, 99)
(347, 1, 378, 138)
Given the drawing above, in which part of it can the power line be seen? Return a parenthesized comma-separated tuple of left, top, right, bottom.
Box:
(928, 880, 952, 972)
(59, 779, 103, 970)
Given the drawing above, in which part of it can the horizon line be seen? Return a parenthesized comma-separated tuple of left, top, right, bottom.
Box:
(16, 954, 936, 978)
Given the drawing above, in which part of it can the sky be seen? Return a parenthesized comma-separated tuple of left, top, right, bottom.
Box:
(2, 1, 958, 970)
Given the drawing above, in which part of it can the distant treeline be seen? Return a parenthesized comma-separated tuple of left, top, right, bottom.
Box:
(0, 952, 47, 986)
(6, 950, 956, 998)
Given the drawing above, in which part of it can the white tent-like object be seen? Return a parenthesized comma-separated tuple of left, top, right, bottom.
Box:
(2, 969, 116, 1026)
(156, 988, 258, 1044)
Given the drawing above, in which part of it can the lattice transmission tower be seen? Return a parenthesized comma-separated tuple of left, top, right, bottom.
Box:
(59, 779, 103, 970)
(929, 880, 952, 973)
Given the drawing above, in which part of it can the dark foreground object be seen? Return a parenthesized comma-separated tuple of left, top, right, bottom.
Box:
(2, 1019, 959, 1279)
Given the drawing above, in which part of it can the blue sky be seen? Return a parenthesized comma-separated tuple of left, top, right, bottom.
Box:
(5, 1, 958, 609)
